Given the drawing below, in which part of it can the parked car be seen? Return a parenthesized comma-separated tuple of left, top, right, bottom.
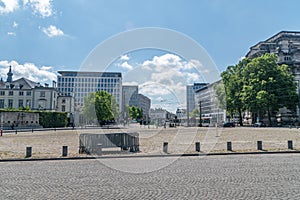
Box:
(223, 122, 235, 127)
(253, 122, 266, 127)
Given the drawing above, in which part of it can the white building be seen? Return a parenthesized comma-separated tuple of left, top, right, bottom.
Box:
(57, 71, 122, 111)
(195, 80, 226, 126)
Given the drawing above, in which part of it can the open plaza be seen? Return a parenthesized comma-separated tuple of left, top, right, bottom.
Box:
(0, 126, 300, 159)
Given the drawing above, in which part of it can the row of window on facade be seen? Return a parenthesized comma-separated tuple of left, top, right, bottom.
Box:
(58, 77, 120, 83)
(58, 83, 120, 88)
(0, 91, 48, 97)
(59, 87, 120, 94)
(0, 99, 31, 108)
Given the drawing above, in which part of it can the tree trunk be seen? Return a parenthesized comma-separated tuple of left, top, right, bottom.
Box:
(268, 108, 272, 127)
(238, 108, 243, 126)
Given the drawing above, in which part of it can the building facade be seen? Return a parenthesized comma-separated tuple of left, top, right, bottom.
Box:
(137, 93, 151, 120)
(186, 83, 208, 126)
(149, 108, 175, 126)
(246, 31, 300, 119)
(122, 85, 138, 109)
(195, 80, 226, 126)
(0, 76, 58, 111)
(57, 71, 122, 111)
(122, 85, 151, 120)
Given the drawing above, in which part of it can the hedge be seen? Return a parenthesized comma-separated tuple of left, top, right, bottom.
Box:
(39, 112, 68, 128)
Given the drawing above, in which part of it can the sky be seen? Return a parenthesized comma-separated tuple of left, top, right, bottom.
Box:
(1, 0, 300, 112)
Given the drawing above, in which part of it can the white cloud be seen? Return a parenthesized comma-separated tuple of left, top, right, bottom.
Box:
(183, 59, 203, 70)
(41, 25, 64, 37)
(23, 0, 53, 17)
(0, 0, 19, 14)
(13, 21, 18, 28)
(185, 72, 200, 82)
(120, 54, 130, 61)
(119, 61, 133, 70)
(139, 82, 172, 96)
(7, 32, 16, 36)
(142, 53, 182, 72)
(0, 60, 57, 84)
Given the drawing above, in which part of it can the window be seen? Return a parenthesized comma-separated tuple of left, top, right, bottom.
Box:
(62, 99, 66, 104)
(19, 91, 24, 96)
(8, 99, 13, 108)
(9, 91, 13, 96)
(26, 100, 31, 107)
(18, 99, 23, 108)
(40, 91, 45, 97)
(0, 91, 4, 96)
(62, 105, 66, 112)
(0, 99, 4, 108)
(26, 91, 31, 96)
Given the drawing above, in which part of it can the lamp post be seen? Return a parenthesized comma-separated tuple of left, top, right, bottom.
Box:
(199, 101, 202, 127)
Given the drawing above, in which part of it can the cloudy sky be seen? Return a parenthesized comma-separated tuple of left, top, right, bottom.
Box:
(1, 0, 300, 112)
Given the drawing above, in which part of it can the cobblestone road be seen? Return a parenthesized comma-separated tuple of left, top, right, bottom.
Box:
(0, 154, 300, 199)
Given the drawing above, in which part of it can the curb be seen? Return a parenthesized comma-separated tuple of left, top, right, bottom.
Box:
(1, 150, 300, 163)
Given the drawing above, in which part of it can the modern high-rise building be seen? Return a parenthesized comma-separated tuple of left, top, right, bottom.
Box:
(57, 71, 122, 111)
(137, 93, 151, 119)
(195, 80, 226, 126)
(186, 83, 208, 126)
(122, 85, 151, 120)
(122, 85, 138, 109)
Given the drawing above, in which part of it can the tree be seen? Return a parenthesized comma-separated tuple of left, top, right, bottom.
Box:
(189, 108, 199, 118)
(214, 81, 227, 112)
(82, 92, 97, 124)
(128, 105, 143, 121)
(82, 91, 119, 125)
(222, 53, 298, 126)
(221, 58, 251, 126)
(241, 53, 298, 125)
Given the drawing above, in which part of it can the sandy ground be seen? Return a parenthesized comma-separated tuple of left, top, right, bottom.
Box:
(0, 125, 300, 159)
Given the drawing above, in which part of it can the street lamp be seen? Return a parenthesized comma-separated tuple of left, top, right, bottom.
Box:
(199, 101, 202, 127)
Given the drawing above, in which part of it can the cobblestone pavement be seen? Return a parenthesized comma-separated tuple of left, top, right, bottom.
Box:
(0, 154, 300, 199)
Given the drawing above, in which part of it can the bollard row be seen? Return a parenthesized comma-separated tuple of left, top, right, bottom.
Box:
(162, 141, 297, 153)
(25, 146, 69, 158)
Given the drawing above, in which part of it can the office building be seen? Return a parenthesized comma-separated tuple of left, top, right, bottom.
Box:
(57, 71, 122, 111)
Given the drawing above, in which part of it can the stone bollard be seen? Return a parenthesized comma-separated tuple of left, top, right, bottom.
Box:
(227, 142, 232, 151)
(288, 140, 293, 150)
(257, 141, 263, 150)
(62, 146, 68, 157)
(97, 143, 102, 156)
(163, 142, 168, 153)
(26, 146, 32, 158)
(195, 142, 200, 152)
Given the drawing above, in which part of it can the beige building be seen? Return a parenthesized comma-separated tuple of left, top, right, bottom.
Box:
(0, 77, 57, 111)
(0, 66, 74, 115)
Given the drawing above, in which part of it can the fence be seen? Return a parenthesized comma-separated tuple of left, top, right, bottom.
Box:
(79, 133, 139, 155)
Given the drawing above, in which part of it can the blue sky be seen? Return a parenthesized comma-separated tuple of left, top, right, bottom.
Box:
(1, 0, 300, 112)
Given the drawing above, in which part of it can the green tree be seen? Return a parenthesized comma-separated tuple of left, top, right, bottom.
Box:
(82, 92, 97, 124)
(241, 53, 298, 125)
(189, 108, 199, 118)
(213, 81, 226, 110)
(82, 91, 119, 125)
(221, 58, 251, 126)
(128, 105, 143, 121)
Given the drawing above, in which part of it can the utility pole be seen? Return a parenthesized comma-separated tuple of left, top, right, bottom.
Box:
(199, 101, 202, 127)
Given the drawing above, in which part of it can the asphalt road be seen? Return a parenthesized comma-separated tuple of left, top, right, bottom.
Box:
(0, 154, 300, 199)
